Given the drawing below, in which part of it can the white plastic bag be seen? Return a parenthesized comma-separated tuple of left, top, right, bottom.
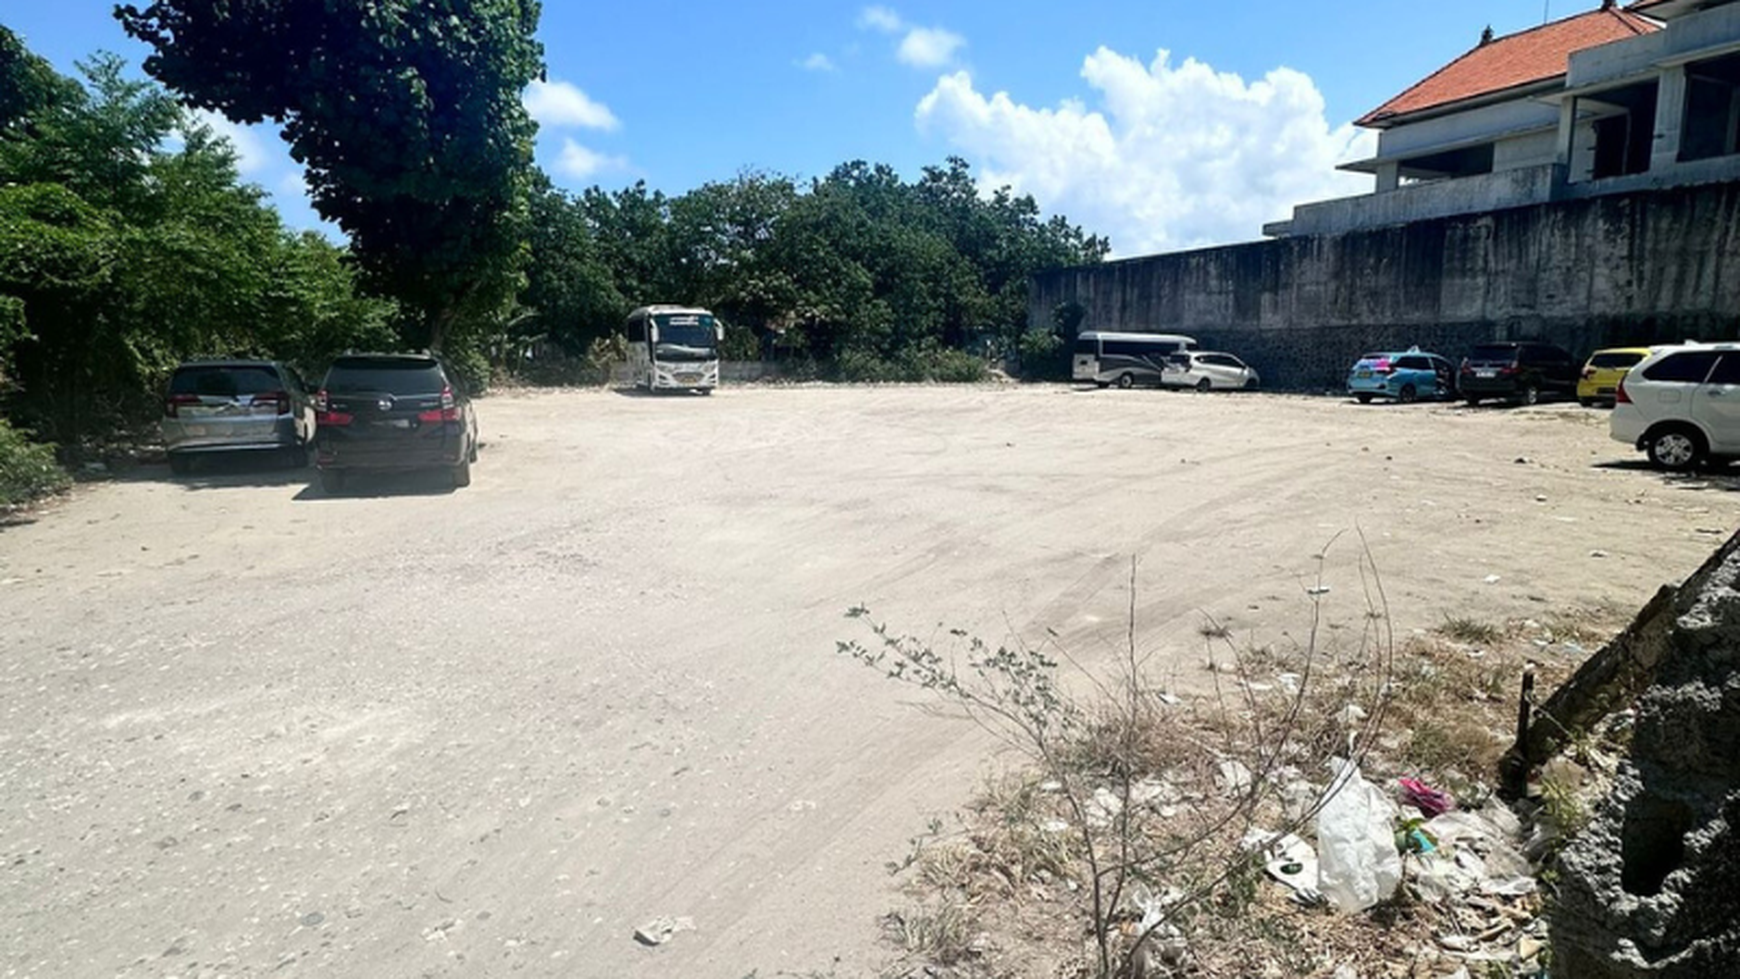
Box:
(1314, 758, 1402, 912)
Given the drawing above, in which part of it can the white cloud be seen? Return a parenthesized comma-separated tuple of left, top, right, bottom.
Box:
(857, 7, 965, 69)
(799, 52, 838, 73)
(897, 27, 965, 68)
(190, 109, 271, 175)
(556, 139, 629, 181)
(914, 48, 1377, 255)
(858, 6, 903, 33)
(524, 79, 620, 132)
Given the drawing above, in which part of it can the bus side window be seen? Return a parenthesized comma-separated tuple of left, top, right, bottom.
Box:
(626, 317, 645, 343)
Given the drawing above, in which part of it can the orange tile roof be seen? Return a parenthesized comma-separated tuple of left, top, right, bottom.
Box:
(1357, 6, 1660, 127)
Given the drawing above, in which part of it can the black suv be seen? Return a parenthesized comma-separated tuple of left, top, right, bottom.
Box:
(1459, 342, 1578, 405)
(314, 354, 478, 493)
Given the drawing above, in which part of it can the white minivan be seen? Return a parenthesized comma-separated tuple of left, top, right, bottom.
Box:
(1609, 342, 1740, 471)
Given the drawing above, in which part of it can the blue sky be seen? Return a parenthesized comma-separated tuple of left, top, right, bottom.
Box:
(7, 2, 1584, 254)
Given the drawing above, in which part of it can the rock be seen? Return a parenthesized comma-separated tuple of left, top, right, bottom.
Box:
(1591, 549, 1609, 558)
(1518, 936, 1544, 961)
(633, 915, 694, 946)
(1550, 530, 1740, 977)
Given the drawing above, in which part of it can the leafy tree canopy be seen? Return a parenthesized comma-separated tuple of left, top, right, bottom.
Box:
(116, 0, 546, 350)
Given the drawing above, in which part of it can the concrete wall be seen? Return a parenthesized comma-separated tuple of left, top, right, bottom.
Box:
(1284, 164, 1560, 237)
(1031, 181, 1740, 391)
(1568, 2, 1740, 89)
(1494, 129, 1560, 170)
(1376, 97, 1563, 159)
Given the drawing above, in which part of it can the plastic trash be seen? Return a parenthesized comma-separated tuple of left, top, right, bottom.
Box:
(1315, 758, 1403, 912)
(1398, 777, 1454, 818)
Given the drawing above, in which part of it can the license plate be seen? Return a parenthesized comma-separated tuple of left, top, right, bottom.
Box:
(374, 418, 412, 429)
(1476, 370, 1496, 378)
(677, 374, 701, 384)
(1356, 369, 1371, 378)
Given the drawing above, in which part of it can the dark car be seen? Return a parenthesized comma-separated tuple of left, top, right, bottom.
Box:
(161, 360, 316, 474)
(1458, 342, 1578, 406)
(314, 353, 478, 493)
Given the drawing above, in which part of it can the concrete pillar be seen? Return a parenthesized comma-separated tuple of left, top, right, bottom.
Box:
(1375, 161, 1401, 193)
(1652, 65, 1688, 171)
(1556, 97, 1577, 164)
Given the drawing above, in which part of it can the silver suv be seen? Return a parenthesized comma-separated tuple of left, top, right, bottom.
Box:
(1609, 343, 1740, 471)
(161, 360, 316, 474)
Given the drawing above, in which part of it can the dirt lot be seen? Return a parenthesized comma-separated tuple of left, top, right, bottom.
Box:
(1, 385, 1734, 978)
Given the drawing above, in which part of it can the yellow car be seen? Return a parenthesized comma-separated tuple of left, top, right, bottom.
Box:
(1578, 347, 1651, 407)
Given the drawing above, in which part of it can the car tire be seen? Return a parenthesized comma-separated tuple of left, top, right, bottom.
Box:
(1195, 378, 1212, 392)
(1645, 426, 1706, 472)
(1464, 396, 1482, 407)
(168, 453, 191, 476)
(1243, 377, 1259, 391)
(451, 460, 472, 488)
(1579, 397, 1595, 408)
(1520, 385, 1540, 406)
(1116, 373, 1134, 390)
(319, 469, 345, 495)
(1094, 381, 1110, 389)
(288, 444, 309, 468)
(1398, 384, 1417, 404)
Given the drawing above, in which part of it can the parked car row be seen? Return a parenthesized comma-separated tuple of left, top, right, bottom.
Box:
(1344, 342, 1662, 409)
(161, 353, 479, 492)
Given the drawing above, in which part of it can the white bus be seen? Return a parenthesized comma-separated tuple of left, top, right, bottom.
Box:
(625, 305, 725, 393)
(1072, 331, 1198, 388)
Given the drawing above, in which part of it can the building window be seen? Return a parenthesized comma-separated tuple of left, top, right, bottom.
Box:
(1587, 79, 1659, 179)
(1681, 52, 1740, 163)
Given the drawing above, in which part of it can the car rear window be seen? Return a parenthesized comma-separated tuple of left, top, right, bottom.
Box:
(1641, 351, 1720, 383)
(325, 359, 447, 395)
(1589, 351, 1644, 369)
(170, 365, 283, 396)
(1468, 344, 1518, 362)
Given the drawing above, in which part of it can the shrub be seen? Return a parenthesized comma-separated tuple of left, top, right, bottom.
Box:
(0, 417, 70, 506)
(918, 346, 988, 383)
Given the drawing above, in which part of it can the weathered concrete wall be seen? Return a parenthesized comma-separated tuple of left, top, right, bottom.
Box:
(1032, 181, 1740, 390)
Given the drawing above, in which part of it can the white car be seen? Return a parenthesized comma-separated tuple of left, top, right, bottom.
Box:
(1161, 351, 1260, 391)
(1609, 342, 1740, 471)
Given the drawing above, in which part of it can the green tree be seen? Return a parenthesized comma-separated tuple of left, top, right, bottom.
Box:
(117, 0, 546, 351)
(521, 176, 626, 355)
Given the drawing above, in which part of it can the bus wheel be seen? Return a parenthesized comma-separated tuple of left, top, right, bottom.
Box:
(1116, 373, 1134, 389)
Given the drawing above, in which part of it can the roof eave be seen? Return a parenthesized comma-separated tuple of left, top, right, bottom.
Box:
(1357, 76, 1567, 129)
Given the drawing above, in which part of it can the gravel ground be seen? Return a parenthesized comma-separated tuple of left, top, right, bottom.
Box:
(1, 385, 1733, 979)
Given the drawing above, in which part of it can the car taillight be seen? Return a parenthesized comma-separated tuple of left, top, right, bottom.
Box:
(1499, 365, 1517, 375)
(1459, 359, 1472, 374)
(255, 391, 291, 415)
(164, 394, 200, 418)
(419, 386, 461, 423)
(314, 391, 352, 426)
(1615, 378, 1632, 404)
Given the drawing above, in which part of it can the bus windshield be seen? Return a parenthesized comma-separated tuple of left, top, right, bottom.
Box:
(653, 314, 718, 362)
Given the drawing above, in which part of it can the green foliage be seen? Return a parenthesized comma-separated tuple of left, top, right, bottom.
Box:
(0, 40, 396, 445)
(518, 156, 1105, 382)
(0, 416, 70, 505)
(117, 0, 546, 351)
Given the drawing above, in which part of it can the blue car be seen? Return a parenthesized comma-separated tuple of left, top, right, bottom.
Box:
(1348, 349, 1456, 404)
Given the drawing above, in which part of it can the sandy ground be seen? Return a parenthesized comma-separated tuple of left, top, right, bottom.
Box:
(2, 385, 1735, 979)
